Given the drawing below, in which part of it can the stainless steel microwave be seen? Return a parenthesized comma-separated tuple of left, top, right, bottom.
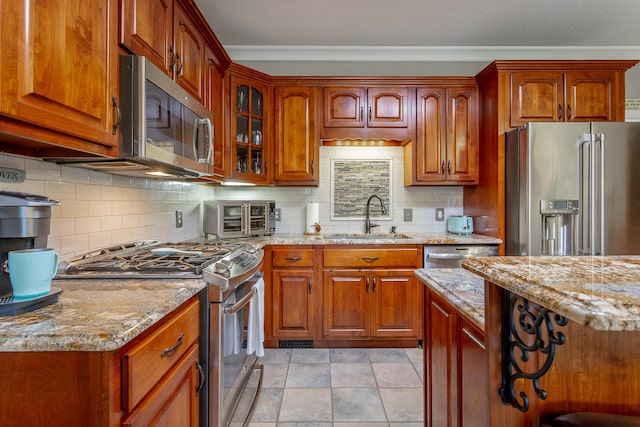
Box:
(54, 55, 215, 179)
(203, 200, 276, 238)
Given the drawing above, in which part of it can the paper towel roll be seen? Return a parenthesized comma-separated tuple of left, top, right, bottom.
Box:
(306, 202, 319, 231)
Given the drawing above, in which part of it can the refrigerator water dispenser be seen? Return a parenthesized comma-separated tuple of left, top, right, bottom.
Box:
(540, 200, 579, 256)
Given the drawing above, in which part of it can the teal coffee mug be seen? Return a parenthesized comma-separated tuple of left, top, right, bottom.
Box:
(8, 248, 59, 298)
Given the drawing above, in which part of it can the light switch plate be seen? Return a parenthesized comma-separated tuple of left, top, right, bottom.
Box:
(404, 208, 413, 222)
(175, 210, 183, 228)
(275, 208, 281, 221)
(435, 208, 445, 221)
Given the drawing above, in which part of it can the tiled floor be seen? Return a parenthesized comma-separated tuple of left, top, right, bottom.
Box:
(242, 347, 424, 427)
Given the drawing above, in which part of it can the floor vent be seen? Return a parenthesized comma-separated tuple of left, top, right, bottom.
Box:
(279, 339, 314, 348)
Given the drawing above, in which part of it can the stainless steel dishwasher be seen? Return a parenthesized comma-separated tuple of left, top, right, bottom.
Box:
(423, 245, 498, 268)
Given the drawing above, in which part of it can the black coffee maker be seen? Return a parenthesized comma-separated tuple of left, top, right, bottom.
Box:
(0, 191, 60, 297)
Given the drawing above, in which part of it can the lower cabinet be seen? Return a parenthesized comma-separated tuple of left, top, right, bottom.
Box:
(0, 296, 202, 427)
(322, 246, 423, 345)
(425, 289, 487, 427)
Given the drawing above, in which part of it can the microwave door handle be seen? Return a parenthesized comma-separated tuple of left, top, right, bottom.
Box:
(193, 118, 211, 163)
(205, 118, 213, 164)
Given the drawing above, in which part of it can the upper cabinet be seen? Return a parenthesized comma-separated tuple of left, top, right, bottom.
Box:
(227, 69, 271, 184)
(404, 80, 479, 186)
(0, 0, 120, 157)
(120, 0, 205, 103)
(510, 69, 623, 126)
(323, 87, 409, 128)
(273, 86, 319, 185)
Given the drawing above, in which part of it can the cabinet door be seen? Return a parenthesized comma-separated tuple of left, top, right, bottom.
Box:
(416, 88, 447, 182)
(119, 0, 173, 75)
(564, 71, 616, 122)
(366, 87, 409, 128)
(510, 71, 564, 126)
(323, 87, 366, 128)
(323, 269, 370, 338)
(274, 87, 319, 184)
(370, 269, 422, 338)
(173, 4, 204, 102)
(445, 87, 478, 183)
(272, 269, 316, 338)
(427, 296, 457, 427)
(123, 345, 200, 427)
(458, 319, 488, 427)
(204, 45, 226, 178)
(0, 0, 119, 151)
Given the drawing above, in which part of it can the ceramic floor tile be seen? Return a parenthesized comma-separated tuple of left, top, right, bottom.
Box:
(331, 363, 377, 388)
(389, 423, 424, 427)
(277, 423, 332, 427)
(333, 423, 389, 427)
(372, 363, 423, 388)
(379, 387, 424, 422)
(290, 348, 330, 363)
(367, 348, 410, 363)
(404, 347, 423, 364)
(250, 388, 283, 423)
(332, 388, 387, 422)
(261, 363, 288, 388)
(278, 388, 332, 422)
(285, 363, 330, 388)
(260, 348, 292, 364)
(246, 423, 276, 427)
(330, 348, 371, 363)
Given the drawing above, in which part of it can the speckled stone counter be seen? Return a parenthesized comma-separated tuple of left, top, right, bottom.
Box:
(463, 256, 640, 331)
(415, 268, 485, 330)
(0, 278, 206, 352)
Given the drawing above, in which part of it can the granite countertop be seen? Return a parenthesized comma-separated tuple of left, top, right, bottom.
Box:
(463, 256, 640, 331)
(214, 232, 502, 246)
(415, 268, 486, 330)
(0, 278, 206, 352)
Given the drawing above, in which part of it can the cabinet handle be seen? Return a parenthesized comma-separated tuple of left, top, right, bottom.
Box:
(161, 332, 184, 358)
(361, 257, 379, 262)
(567, 104, 572, 120)
(169, 46, 176, 73)
(360, 105, 364, 121)
(265, 161, 268, 173)
(373, 276, 377, 293)
(195, 359, 205, 395)
(311, 159, 315, 175)
(284, 257, 302, 261)
(308, 277, 312, 294)
(558, 104, 563, 120)
(447, 160, 452, 175)
(441, 161, 445, 175)
(368, 105, 372, 121)
(111, 96, 121, 135)
(365, 276, 370, 293)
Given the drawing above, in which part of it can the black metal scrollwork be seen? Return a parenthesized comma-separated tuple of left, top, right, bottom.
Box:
(500, 290, 569, 412)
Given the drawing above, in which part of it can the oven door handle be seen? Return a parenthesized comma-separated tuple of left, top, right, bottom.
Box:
(426, 253, 475, 260)
(224, 288, 256, 314)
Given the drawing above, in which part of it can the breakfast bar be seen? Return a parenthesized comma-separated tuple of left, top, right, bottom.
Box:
(461, 256, 640, 426)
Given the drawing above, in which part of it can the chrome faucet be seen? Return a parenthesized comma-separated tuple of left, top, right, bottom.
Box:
(365, 194, 388, 233)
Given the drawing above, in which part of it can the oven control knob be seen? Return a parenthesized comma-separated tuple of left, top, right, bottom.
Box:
(213, 259, 233, 275)
(245, 243, 258, 254)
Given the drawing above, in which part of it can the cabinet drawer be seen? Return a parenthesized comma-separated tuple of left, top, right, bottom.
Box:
(272, 248, 315, 267)
(122, 298, 200, 412)
(323, 248, 419, 268)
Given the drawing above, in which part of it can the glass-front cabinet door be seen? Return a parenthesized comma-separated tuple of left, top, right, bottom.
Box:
(230, 76, 269, 183)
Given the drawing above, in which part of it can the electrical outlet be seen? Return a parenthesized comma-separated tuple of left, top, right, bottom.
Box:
(404, 208, 413, 222)
(175, 210, 183, 228)
(275, 208, 281, 222)
(435, 207, 445, 221)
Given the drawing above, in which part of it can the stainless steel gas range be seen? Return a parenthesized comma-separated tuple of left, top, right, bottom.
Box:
(57, 239, 265, 427)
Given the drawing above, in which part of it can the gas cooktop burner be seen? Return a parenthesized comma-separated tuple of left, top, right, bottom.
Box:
(57, 240, 249, 279)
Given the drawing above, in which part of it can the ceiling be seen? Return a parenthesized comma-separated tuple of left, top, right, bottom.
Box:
(194, 0, 640, 69)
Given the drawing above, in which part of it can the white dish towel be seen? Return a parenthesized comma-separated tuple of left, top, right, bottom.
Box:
(246, 277, 265, 357)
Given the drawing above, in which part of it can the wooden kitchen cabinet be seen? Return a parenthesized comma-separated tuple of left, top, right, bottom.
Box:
(465, 60, 637, 253)
(322, 247, 422, 345)
(406, 84, 478, 185)
(204, 44, 227, 178)
(172, 3, 205, 102)
(0, 296, 201, 427)
(323, 86, 409, 128)
(510, 69, 622, 126)
(270, 247, 321, 340)
(0, 0, 120, 158)
(273, 86, 320, 185)
(424, 287, 487, 427)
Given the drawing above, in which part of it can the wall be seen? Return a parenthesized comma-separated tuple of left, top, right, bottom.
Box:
(216, 146, 462, 235)
(0, 153, 216, 259)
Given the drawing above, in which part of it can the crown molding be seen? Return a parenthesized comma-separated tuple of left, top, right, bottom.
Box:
(225, 45, 640, 62)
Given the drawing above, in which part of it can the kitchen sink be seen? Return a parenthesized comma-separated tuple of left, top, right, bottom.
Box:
(324, 233, 413, 240)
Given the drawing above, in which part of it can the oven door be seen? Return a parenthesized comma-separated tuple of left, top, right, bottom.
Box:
(210, 277, 263, 427)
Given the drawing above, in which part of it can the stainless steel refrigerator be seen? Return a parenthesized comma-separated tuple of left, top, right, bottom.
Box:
(505, 122, 640, 256)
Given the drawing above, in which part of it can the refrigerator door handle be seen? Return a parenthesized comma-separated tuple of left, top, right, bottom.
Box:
(578, 134, 594, 255)
(594, 133, 605, 255)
